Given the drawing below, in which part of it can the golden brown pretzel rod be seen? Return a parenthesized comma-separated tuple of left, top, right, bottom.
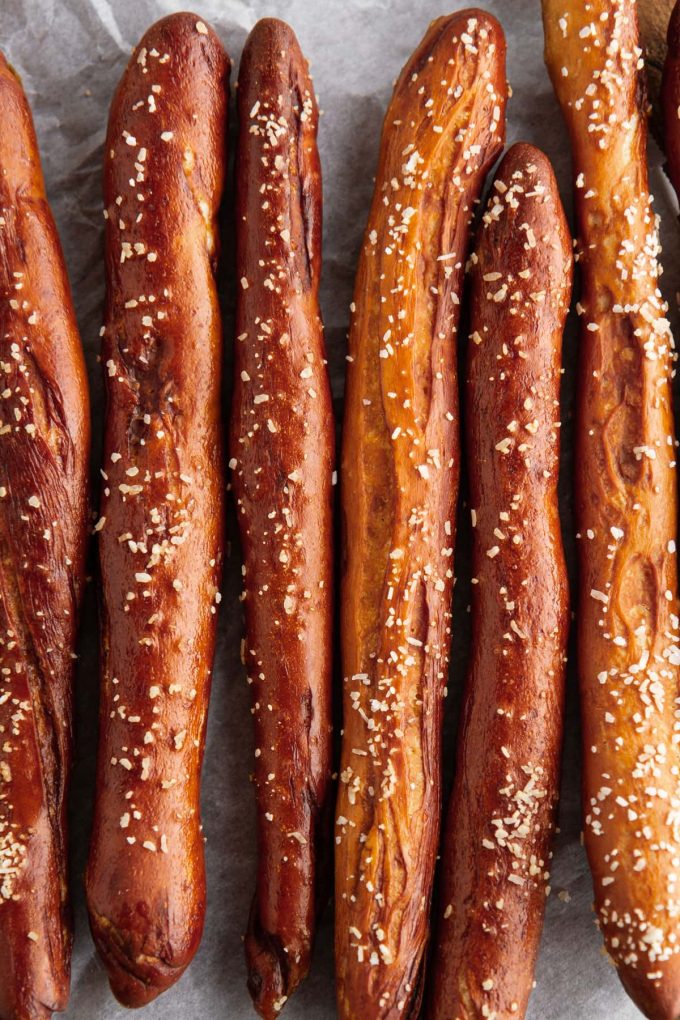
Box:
(335, 10, 507, 1019)
(85, 13, 228, 1007)
(230, 17, 334, 1020)
(0, 52, 90, 1020)
(426, 142, 572, 1020)
(543, 2, 680, 1017)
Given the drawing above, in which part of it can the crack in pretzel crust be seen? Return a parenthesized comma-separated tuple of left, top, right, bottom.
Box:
(84, 13, 228, 1008)
(544, 2, 680, 1018)
(230, 18, 334, 1020)
(0, 52, 90, 1020)
(427, 143, 572, 1020)
(335, 11, 507, 1019)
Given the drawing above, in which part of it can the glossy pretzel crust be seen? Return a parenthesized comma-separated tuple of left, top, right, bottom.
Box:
(230, 18, 334, 1020)
(0, 53, 90, 1020)
(544, 2, 680, 1018)
(335, 11, 507, 1019)
(427, 143, 572, 1020)
(85, 13, 228, 1008)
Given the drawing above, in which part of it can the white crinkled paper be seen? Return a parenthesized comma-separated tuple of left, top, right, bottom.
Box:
(3, 0, 680, 1016)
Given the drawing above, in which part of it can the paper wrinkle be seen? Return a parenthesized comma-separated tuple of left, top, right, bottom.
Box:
(3, 0, 680, 1017)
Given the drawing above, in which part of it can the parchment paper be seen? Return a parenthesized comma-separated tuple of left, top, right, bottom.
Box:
(3, 0, 680, 1017)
